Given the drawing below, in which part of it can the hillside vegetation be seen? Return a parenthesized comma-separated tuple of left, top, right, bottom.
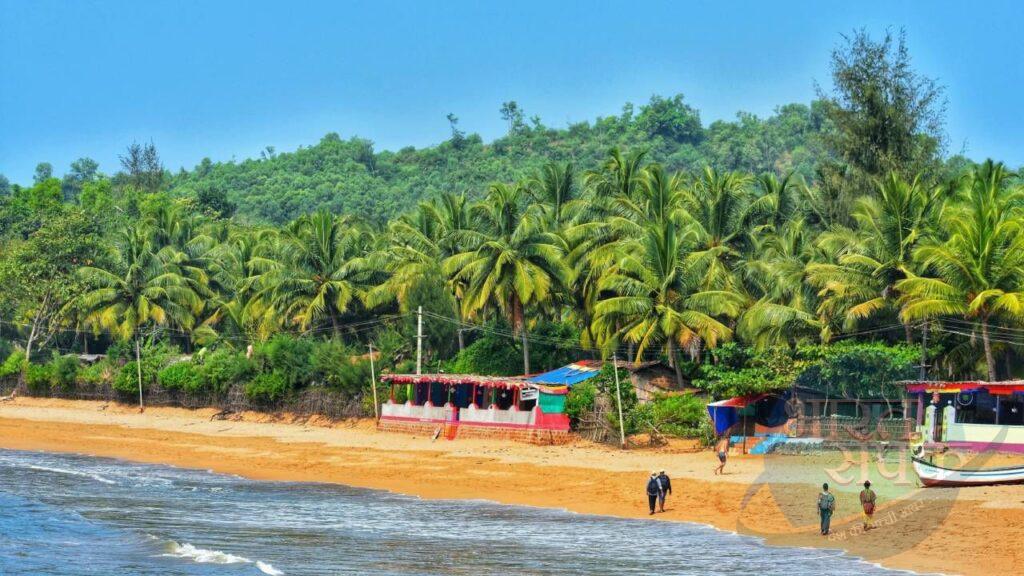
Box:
(0, 31, 1012, 435)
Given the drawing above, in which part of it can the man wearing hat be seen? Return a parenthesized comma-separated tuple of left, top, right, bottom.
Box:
(645, 472, 662, 515)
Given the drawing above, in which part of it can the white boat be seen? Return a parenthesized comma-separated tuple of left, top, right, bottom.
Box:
(912, 457, 1024, 487)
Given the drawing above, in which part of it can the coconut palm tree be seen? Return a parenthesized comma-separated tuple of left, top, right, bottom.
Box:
(807, 172, 943, 341)
(897, 161, 1024, 380)
(592, 217, 743, 385)
(444, 183, 569, 374)
(526, 161, 579, 230)
(681, 166, 758, 292)
(77, 224, 202, 410)
(738, 220, 822, 348)
(263, 210, 373, 336)
(202, 228, 279, 345)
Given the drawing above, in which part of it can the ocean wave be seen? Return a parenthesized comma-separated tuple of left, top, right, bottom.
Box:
(25, 464, 117, 485)
(256, 560, 285, 575)
(162, 541, 283, 574)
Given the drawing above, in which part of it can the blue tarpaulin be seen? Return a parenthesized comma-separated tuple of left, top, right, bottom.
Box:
(528, 362, 602, 387)
(706, 392, 791, 436)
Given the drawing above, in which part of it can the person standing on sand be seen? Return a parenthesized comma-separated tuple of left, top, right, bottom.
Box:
(817, 483, 836, 535)
(656, 470, 672, 512)
(646, 472, 661, 515)
(860, 480, 877, 530)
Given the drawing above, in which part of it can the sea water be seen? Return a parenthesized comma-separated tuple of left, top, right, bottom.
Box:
(0, 449, 913, 575)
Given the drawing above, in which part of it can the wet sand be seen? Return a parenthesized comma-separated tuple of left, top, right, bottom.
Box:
(1, 397, 1021, 575)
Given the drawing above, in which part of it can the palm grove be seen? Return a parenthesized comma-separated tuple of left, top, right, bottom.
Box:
(0, 31, 1019, 434)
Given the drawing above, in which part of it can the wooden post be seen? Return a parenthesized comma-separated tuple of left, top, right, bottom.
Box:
(742, 410, 747, 454)
(613, 354, 626, 448)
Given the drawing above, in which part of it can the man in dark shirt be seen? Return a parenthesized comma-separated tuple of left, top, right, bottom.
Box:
(656, 470, 672, 512)
(645, 472, 661, 515)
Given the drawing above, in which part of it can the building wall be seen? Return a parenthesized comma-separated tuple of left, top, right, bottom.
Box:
(943, 422, 1024, 453)
(377, 419, 572, 445)
(631, 371, 678, 402)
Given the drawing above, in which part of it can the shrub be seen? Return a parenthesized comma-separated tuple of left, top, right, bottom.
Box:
(111, 342, 179, 397)
(25, 363, 52, 395)
(77, 360, 116, 387)
(200, 349, 254, 394)
(646, 394, 710, 437)
(48, 355, 79, 392)
(0, 350, 26, 379)
(564, 381, 598, 426)
(244, 372, 289, 403)
(158, 362, 203, 393)
(114, 360, 158, 396)
(255, 335, 314, 388)
(449, 329, 521, 375)
(448, 320, 582, 376)
(313, 341, 372, 395)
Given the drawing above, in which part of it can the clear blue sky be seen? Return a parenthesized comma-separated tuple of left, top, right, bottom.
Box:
(2, 0, 1022, 185)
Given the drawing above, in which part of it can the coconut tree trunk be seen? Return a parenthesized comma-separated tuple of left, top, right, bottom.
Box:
(667, 340, 684, 389)
(919, 321, 929, 380)
(980, 317, 996, 382)
(521, 321, 530, 375)
(135, 334, 145, 412)
(904, 322, 913, 345)
(329, 307, 340, 339)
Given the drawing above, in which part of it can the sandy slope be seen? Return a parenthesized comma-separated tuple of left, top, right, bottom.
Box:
(1, 397, 1022, 575)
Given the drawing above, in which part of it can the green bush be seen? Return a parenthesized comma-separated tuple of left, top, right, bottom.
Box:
(255, 335, 314, 387)
(0, 350, 26, 379)
(313, 341, 372, 395)
(200, 349, 254, 394)
(244, 372, 289, 403)
(646, 394, 709, 437)
(114, 360, 157, 396)
(24, 363, 52, 394)
(77, 360, 115, 387)
(448, 320, 582, 376)
(448, 329, 522, 376)
(47, 355, 79, 392)
(564, 381, 598, 426)
(158, 362, 203, 393)
(111, 342, 179, 397)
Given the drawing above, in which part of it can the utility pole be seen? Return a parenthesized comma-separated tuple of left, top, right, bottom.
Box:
(416, 305, 424, 375)
(613, 353, 626, 449)
(369, 343, 379, 421)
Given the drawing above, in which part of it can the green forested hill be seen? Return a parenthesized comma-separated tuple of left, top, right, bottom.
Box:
(168, 96, 833, 224)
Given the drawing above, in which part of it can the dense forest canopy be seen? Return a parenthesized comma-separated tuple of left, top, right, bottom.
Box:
(1, 29, 1020, 411)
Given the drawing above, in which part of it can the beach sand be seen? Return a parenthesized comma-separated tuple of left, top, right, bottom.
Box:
(1, 397, 1022, 575)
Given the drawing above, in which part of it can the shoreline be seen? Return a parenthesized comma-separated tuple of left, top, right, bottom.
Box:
(2, 398, 1021, 575)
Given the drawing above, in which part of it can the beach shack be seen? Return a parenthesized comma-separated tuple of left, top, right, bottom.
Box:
(903, 380, 1024, 453)
(377, 369, 579, 444)
(706, 392, 792, 454)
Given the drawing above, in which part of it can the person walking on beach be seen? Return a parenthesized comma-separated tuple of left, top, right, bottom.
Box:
(860, 480, 877, 530)
(817, 483, 836, 535)
(714, 437, 728, 475)
(656, 470, 672, 512)
(646, 472, 662, 515)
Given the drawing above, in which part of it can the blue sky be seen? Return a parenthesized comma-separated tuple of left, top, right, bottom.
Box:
(2, 0, 1022, 184)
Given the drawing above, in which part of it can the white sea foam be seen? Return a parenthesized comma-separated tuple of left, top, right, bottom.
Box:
(162, 541, 284, 574)
(25, 464, 117, 485)
(256, 560, 285, 575)
(162, 542, 251, 564)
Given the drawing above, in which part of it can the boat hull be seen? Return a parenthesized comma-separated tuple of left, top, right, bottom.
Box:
(913, 457, 1024, 487)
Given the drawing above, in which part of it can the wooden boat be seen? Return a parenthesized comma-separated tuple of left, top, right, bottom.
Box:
(912, 457, 1024, 487)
